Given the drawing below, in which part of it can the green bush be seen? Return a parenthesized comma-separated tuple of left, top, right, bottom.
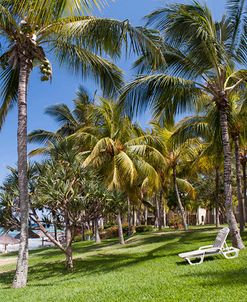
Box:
(104, 222, 115, 229)
(100, 226, 118, 239)
(100, 224, 129, 239)
(122, 224, 129, 233)
(135, 225, 153, 233)
(168, 216, 183, 229)
(73, 235, 82, 242)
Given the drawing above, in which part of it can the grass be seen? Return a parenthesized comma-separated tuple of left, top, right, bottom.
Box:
(0, 226, 247, 302)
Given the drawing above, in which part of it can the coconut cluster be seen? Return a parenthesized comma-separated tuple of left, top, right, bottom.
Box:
(40, 59, 52, 81)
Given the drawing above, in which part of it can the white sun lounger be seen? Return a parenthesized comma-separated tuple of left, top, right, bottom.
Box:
(178, 227, 239, 265)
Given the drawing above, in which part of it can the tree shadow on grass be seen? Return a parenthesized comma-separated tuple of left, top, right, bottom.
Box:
(0, 229, 219, 288)
(124, 231, 218, 253)
(0, 236, 181, 288)
(26, 231, 223, 286)
(180, 266, 247, 287)
(0, 228, 244, 289)
(24, 239, 119, 260)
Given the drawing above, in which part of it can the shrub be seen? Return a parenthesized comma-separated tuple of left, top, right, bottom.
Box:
(104, 222, 115, 229)
(100, 224, 129, 239)
(122, 224, 129, 233)
(168, 216, 183, 229)
(135, 225, 153, 233)
(73, 235, 82, 242)
(100, 226, 118, 239)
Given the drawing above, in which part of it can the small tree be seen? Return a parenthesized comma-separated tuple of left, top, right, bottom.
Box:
(34, 150, 110, 269)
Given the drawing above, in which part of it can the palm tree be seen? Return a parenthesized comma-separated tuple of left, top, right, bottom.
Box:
(229, 94, 247, 232)
(240, 145, 247, 217)
(120, 0, 246, 248)
(173, 112, 224, 228)
(147, 122, 197, 230)
(0, 1, 163, 287)
(174, 91, 247, 232)
(172, 98, 225, 225)
(76, 99, 162, 239)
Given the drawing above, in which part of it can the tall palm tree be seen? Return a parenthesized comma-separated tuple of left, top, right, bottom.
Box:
(240, 145, 247, 217)
(229, 94, 247, 232)
(0, 0, 162, 287)
(120, 0, 247, 248)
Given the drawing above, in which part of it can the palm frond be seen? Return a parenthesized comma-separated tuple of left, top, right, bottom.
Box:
(53, 41, 123, 96)
(44, 16, 164, 61)
(82, 137, 114, 167)
(0, 65, 19, 129)
(28, 147, 50, 157)
(172, 116, 210, 146)
(115, 151, 137, 185)
(176, 177, 196, 199)
(226, 0, 247, 59)
(146, 2, 227, 71)
(28, 129, 60, 144)
(119, 74, 202, 118)
(45, 104, 78, 127)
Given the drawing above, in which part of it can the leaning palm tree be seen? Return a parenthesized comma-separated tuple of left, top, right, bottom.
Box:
(0, 0, 162, 287)
(120, 0, 247, 248)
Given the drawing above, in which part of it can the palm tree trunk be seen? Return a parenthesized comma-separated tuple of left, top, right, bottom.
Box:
(158, 190, 163, 230)
(127, 196, 131, 236)
(12, 59, 31, 288)
(154, 194, 159, 228)
(117, 211, 125, 244)
(218, 103, 244, 249)
(132, 207, 137, 232)
(81, 222, 85, 241)
(173, 166, 187, 230)
(94, 218, 101, 243)
(242, 161, 247, 219)
(233, 136, 245, 232)
(65, 215, 73, 271)
(163, 206, 166, 228)
(144, 206, 148, 226)
(215, 166, 220, 228)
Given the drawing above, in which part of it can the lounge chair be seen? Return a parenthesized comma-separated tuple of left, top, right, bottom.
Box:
(178, 227, 239, 265)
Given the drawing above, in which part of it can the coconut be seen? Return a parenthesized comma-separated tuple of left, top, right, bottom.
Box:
(41, 75, 49, 81)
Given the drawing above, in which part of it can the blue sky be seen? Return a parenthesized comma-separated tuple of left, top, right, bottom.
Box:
(0, 0, 226, 181)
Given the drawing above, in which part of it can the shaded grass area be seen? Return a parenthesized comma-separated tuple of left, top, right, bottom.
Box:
(0, 226, 247, 302)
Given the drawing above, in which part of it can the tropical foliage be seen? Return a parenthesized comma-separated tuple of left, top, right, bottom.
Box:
(0, 0, 246, 290)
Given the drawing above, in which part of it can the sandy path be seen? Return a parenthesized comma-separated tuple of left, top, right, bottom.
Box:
(0, 257, 16, 266)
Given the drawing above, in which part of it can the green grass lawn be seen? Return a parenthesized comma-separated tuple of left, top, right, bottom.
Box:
(0, 226, 247, 302)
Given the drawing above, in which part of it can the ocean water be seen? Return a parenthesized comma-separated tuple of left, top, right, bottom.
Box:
(0, 228, 18, 236)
